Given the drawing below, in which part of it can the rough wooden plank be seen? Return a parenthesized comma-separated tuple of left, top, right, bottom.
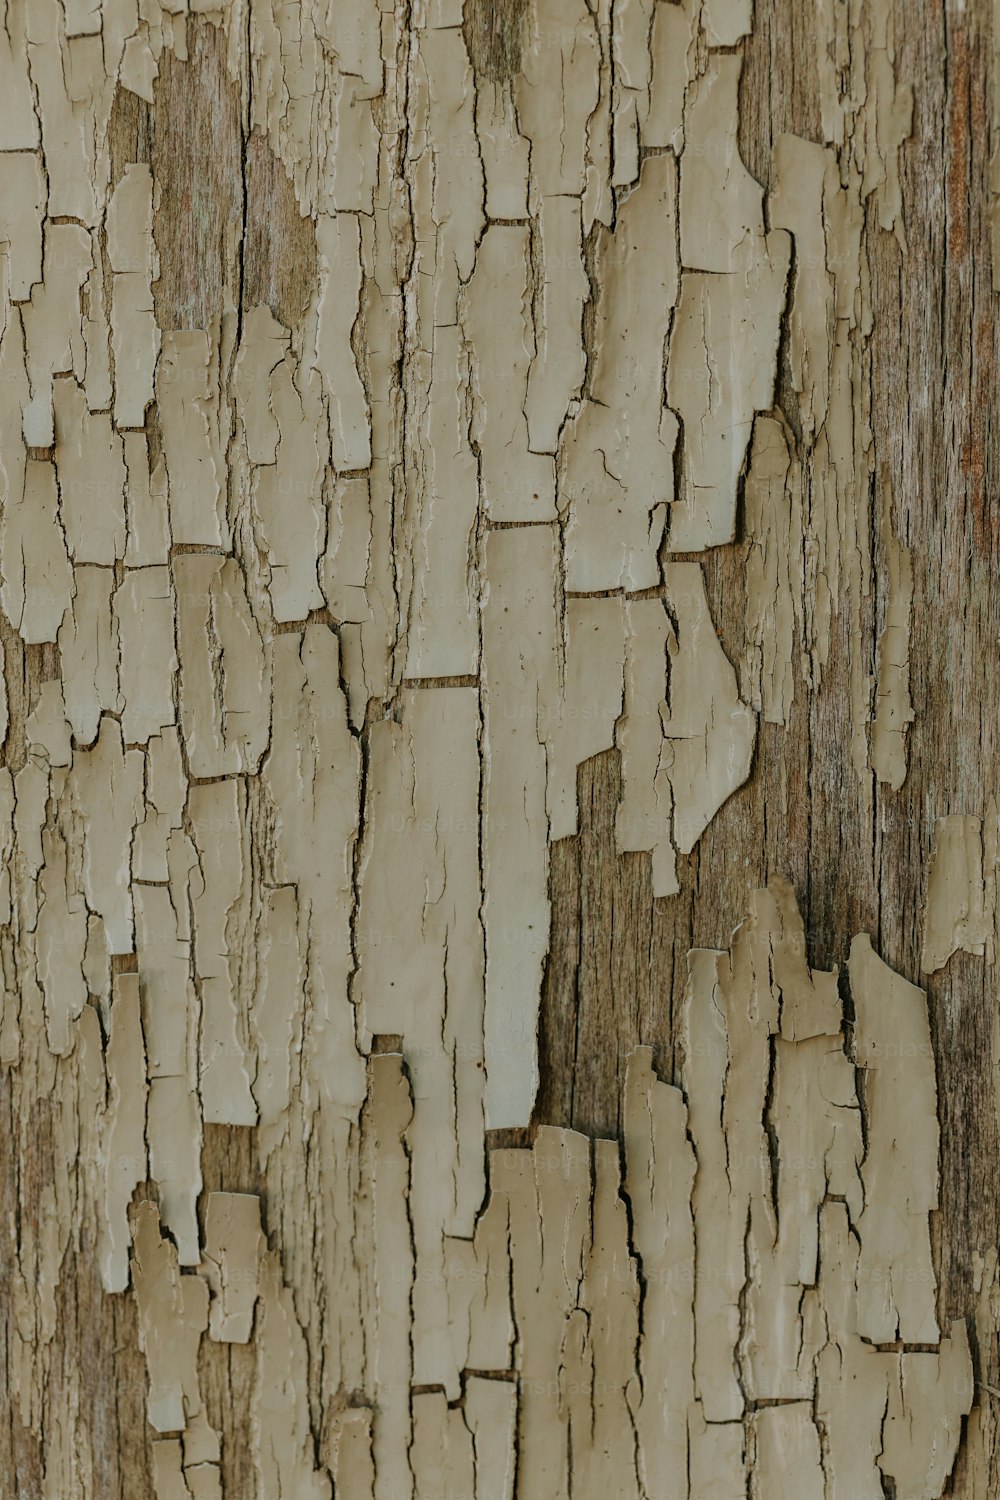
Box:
(0, 1, 997, 1495)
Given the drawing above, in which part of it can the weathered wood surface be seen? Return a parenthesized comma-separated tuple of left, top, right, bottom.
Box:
(1, 0, 998, 1495)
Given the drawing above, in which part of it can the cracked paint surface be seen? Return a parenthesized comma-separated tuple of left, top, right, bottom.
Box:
(0, 0, 978, 1495)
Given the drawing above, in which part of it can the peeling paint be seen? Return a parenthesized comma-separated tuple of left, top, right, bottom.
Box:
(0, 0, 976, 1494)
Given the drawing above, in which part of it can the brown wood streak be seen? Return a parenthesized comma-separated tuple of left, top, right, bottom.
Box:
(242, 131, 318, 329)
(0, 1060, 153, 1498)
(151, 21, 241, 332)
(463, 0, 529, 82)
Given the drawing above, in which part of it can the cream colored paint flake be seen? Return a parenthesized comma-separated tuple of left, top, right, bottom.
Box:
(131, 1202, 214, 1435)
(450, 1167, 515, 1375)
(616, 599, 677, 896)
(687, 1406, 744, 1499)
(611, 0, 654, 182)
(83, 255, 113, 412)
(101, 974, 148, 1295)
(659, 54, 792, 551)
(0, 151, 45, 300)
(412, 1393, 475, 1500)
(188, 780, 257, 1127)
(770, 135, 835, 444)
(562, 153, 678, 592)
(26, 679, 72, 768)
(124, 432, 169, 566)
(253, 1252, 332, 1500)
(464, 1379, 517, 1500)
(135, 879, 193, 1086)
(158, 332, 228, 548)
(111, 273, 159, 428)
(412, 25, 484, 329)
(148, 1075, 203, 1269)
(623, 1048, 694, 1498)
(21, 224, 92, 446)
(496, 1128, 594, 1498)
(922, 813, 991, 973)
(476, 85, 529, 220)
(151, 1440, 191, 1500)
(114, 567, 178, 744)
(464, 227, 556, 523)
(1, 459, 74, 644)
(59, 566, 120, 740)
(174, 554, 271, 778)
(328, 1410, 376, 1500)
(315, 213, 370, 472)
(666, 242, 790, 551)
(884, 1331, 974, 1499)
(261, 626, 363, 1118)
(615, 570, 756, 900)
(481, 525, 558, 1129)
(0, 641, 7, 756)
(703, 0, 753, 47)
(851, 933, 939, 1343)
(233, 306, 286, 464)
(526, 196, 588, 455)
(516, 0, 600, 198)
(250, 884, 304, 1148)
(355, 688, 485, 1393)
(680, 56, 766, 274)
(0, 771, 14, 933)
(0, 7, 38, 152)
(107, 165, 155, 275)
(201, 1192, 263, 1343)
(683, 943, 765, 1422)
(54, 378, 127, 564)
(753, 1406, 824, 1500)
(366, 1054, 415, 1500)
(401, 324, 480, 678)
(252, 354, 327, 623)
(68, 717, 143, 953)
(134, 730, 185, 882)
(547, 597, 626, 841)
(26, 3, 99, 225)
(663, 561, 756, 855)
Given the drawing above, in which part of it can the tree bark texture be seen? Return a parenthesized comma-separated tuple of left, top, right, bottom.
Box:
(0, 0, 998, 1496)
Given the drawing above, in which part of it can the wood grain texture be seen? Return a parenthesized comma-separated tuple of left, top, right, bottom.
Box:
(1, 0, 998, 1494)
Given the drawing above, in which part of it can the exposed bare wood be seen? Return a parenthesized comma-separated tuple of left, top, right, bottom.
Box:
(1, 0, 998, 1495)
